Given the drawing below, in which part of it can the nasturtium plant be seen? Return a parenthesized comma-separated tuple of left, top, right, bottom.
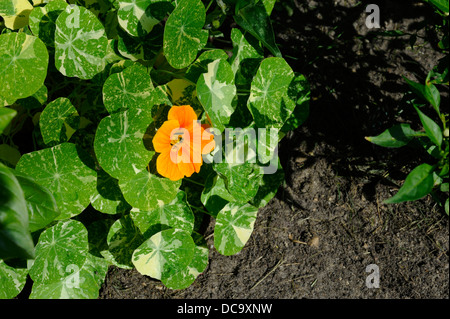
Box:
(0, 0, 311, 298)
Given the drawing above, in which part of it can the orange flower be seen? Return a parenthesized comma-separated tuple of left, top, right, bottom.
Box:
(152, 105, 215, 181)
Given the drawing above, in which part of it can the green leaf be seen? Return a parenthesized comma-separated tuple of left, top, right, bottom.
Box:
(0, 0, 33, 30)
(102, 64, 154, 114)
(16, 143, 97, 220)
(132, 228, 195, 280)
(214, 202, 258, 255)
(90, 169, 131, 215)
(426, 0, 449, 13)
(234, 0, 281, 58)
(161, 232, 208, 289)
(117, 24, 164, 61)
(247, 57, 297, 130)
(197, 59, 237, 132)
(163, 0, 206, 69)
(414, 106, 443, 148)
(201, 174, 236, 216)
(384, 163, 435, 203)
(214, 160, 263, 204)
(100, 215, 143, 269)
(131, 190, 195, 237)
(404, 77, 441, 116)
(39, 97, 80, 146)
(230, 28, 264, 87)
(0, 107, 17, 135)
(0, 259, 28, 299)
(29, 220, 89, 284)
(54, 5, 108, 79)
(0, 33, 49, 101)
(281, 74, 311, 132)
(29, 0, 69, 47)
(29, 254, 108, 299)
(0, 163, 34, 260)
(365, 124, 422, 148)
(13, 172, 60, 233)
(16, 84, 48, 110)
(119, 170, 181, 211)
(262, 0, 276, 14)
(117, 0, 173, 37)
(184, 49, 230, 83)
(250, 161, 284, 208)
(94, 107, 154, 181)
(445, 198, 449, 215)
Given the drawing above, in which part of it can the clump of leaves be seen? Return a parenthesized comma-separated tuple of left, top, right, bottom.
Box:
(366, 0, 449, 214)
(0, 0, 310, 298)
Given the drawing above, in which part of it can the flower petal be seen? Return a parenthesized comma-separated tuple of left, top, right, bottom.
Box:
(152, 120, 180, 153)
(156, 151, 184, 181)
(168, 105, 198, 129)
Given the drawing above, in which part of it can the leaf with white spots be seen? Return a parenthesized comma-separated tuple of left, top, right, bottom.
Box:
(29, 254, 108, 299)
(131, 190, 195, 237)
(0, 0, 33, 30)
(201, 174, 236, 216)
(214, 160, 263, 204)
(39, 97, 80, 146)
(214, 202, 258, 255)
(163, 0, 206, 69)
(247, 57, 296, 130)
(119, 170, 181, 211)
(230, 28, 264, 87)
(54, 5, 108, 79)
(197, 59, 237, 132)
(184, 49, 229, 83)
(132, 228, 195, 280)
(117, 0, 173, 37)
(102, 64, 154, 114)
(29, 220, 89, 284)
(16, 84, 48, 110)
(16, 143, 97, 220)
(90, 168, 131, 215)
(0, 33, 49, 102)
(29, 0, 69, 47)
(0, 259, 28, 299)
(94, 106, 154, 180)
(162, 232, 208, 289)
(100, 215, 143, 269)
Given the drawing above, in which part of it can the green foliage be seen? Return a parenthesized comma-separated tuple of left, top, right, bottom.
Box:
(0, 0, 310, 298)
(366, 1, 449, 213)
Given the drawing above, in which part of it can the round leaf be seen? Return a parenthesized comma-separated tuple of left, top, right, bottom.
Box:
(29, 254, 108, 299)
(132, 228, 195, 280)
(16, 143, 97, 219)
(39, 97, 80, 145)
(163, 0, 206, 69)
(0, 33, 49, 101)
(0, 259, 28, 299)
(119, 170, 181, 211)
(29, 0, 69, 47)
(100, 215, 143, 269)
(94, 107, 154, 180)
(197, 59, 237, 132)
(247, 57, 297, 130)
(162, 232, 208, 289)
(0, 0, 33, 30)
(214, 202, 258, 256)
(117, 0, 173, 37)
(102, 64, 154, 114)
(29, 220, 89, 284)
(131, 190, 195, 236)
(54, 5, 108, 79)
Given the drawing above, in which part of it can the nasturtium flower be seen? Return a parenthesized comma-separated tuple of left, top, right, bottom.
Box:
(152, 105, 215, 181)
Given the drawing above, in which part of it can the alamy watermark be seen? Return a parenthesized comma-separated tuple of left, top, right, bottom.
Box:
(365, 264, 380, 288)
(366, 4, 381, 29)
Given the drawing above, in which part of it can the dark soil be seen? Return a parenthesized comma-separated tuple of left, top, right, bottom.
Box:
(98, 0, 449, 299)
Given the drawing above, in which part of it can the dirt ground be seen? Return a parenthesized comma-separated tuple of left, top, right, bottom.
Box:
(98, 0, 449, 299)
